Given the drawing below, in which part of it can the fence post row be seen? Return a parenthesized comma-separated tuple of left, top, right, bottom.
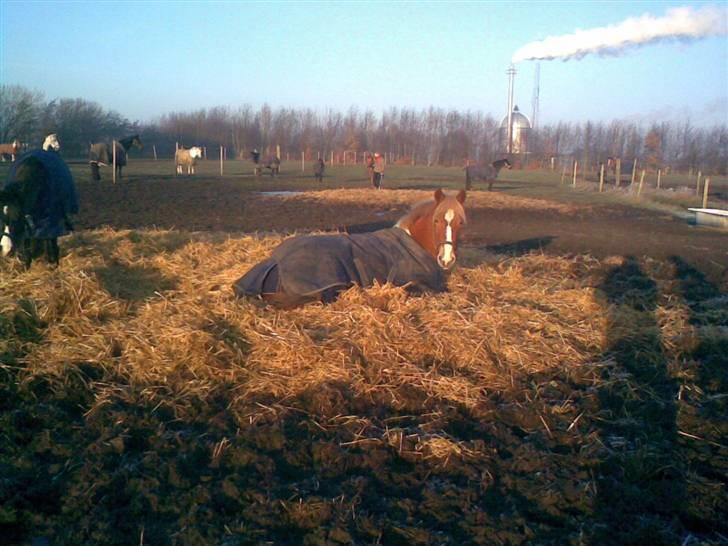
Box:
(112, 140, 116, 185)
(638, 170, 645, 196)
(702, 178, 710, 209)
(615, 158, 621, 188)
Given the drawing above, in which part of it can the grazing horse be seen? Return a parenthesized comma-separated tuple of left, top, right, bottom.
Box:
(233, 188, 466, 308)
(313, 158, 325, 181)
(89, 135, 142, 181)
(255, 156, 281, 176)
(464, 158, 512, 191)
(175, 146, 203, 175)
(1, 134, 78, 268)
(0, 139, 21, 161)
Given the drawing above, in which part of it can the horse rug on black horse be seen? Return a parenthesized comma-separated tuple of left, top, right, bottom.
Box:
(233, 227, 447, 306)
(3, 149, 79, 239)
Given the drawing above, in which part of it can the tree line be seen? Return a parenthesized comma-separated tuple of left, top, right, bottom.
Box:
(1, 84, 726, 174)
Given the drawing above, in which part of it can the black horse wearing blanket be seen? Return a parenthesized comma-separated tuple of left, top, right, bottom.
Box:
(1, 149, 78, 268)
(465, 158, 512, 191)
(89, 135, 142, 181)
(233, 189, 466, 308)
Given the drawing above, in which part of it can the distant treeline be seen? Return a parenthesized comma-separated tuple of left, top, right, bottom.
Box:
(1, 84, 726, 174)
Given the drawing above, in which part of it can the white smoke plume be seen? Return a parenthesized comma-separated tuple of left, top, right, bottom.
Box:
(512, 5, 727, 63)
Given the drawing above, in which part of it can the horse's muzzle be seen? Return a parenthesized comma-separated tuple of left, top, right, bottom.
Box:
(437, 241, 457, 270)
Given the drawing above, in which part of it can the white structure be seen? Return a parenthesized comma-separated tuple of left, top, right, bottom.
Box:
(499, 105, 531, 155)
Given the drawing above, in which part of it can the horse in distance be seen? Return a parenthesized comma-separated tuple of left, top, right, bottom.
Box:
(465, 158, 512, 191)
(233, 189, 466, 308)
(0, 139, 21, 161)
(175, 146, 203, 175)
(89, 135, 143, 181)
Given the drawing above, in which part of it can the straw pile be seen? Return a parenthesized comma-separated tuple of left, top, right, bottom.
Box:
(1, 192, 725, 545)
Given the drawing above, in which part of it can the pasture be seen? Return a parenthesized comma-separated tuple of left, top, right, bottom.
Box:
(1, 159, 727, 545)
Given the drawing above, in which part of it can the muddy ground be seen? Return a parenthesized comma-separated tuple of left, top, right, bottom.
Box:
(74, 176, 728, 286)
(2, 175, 727, 546)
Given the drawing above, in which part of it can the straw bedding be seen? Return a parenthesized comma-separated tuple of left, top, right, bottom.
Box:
(1, 192, 726, 545)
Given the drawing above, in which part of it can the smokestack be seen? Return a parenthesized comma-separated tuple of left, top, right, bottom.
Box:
(506, 64, 516, 154)
(512, 5, 727, 63)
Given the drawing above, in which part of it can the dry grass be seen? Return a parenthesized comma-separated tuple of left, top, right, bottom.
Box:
(1, 189, 726, 545)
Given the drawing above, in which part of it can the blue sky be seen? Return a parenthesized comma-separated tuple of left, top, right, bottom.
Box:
(1, 1, 726, 127)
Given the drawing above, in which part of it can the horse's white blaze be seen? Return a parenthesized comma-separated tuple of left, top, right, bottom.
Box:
(438, 208, 456, 266)
(1, 206, 12, 257)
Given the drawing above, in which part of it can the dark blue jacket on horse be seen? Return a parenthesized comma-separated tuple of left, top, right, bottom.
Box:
(234, 227, 446, 306)
(4, 150, 79, 239)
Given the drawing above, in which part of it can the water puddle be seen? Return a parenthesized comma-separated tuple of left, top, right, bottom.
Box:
(256, 191, 304, 197)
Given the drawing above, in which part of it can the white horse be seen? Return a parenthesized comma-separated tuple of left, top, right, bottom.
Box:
(175, 146, 203, 175)
(43, 134, 61, 152)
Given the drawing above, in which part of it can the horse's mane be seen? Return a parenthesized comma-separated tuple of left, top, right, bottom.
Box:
(118, 135, 140, 150)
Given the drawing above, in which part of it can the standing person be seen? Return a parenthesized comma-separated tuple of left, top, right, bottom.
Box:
(365, 153, 375, 187)
(314, 158, 325, 182)
(373, 152, 385, 190)
(251, 148, 261, 175)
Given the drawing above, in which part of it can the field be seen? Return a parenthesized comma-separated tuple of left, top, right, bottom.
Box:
(1, 159, 727, 545)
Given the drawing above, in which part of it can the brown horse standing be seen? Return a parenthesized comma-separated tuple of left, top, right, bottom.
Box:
(233, 189, 467, 307)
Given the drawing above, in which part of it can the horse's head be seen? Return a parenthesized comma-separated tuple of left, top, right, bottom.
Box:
(398, 189, 467, 270)
(43, 134, 60, 152)
(189, 146, 203, 159)
(130, 135, 143, 149)
(499, 158, 513, 170)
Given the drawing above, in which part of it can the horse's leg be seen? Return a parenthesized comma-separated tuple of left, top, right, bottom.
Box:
(46, 238, 60, 266)
(20, 238, 32, 269)
(465, 171, 472, 191)
(488, 179, 494, 191)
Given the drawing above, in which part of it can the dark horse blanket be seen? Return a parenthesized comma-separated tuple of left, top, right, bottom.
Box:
(234, 227, 446, 306)
(4, 150, 79, 238)
(89, 142, 127, 167)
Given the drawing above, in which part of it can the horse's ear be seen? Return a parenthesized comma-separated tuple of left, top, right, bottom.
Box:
(456, 190, 466, 204)
(434, 188, 445, 202)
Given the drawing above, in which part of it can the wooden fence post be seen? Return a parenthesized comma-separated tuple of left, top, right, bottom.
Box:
(696, 171, 702, 195)
(630, 158, 637, 186)
(599, 163, 605, 192)
(638, 170, 645, 196)
(656, 169, 661, 189)
(331, 150, 334, 165)
(301, 151, 305, 172)
(560, 166, 566, 184)
(153, 145, 157, 161)
(615, 158, 621, 188)
(220, 146, 224, 176)
(702, 178, 710, 209)
(112, 140, 116, 184)
(572, 160, 578, 187)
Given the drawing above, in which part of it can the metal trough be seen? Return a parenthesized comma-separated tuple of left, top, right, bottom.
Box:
(688, 208, 728, 230)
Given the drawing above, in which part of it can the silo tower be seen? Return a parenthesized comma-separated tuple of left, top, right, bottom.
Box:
(499, 105, 531, 155)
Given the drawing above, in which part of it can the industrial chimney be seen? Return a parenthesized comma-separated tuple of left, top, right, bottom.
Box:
(506, 64, 516, 154)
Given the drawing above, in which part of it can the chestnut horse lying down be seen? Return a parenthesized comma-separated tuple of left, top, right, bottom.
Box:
(233, 189, 466, 307)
